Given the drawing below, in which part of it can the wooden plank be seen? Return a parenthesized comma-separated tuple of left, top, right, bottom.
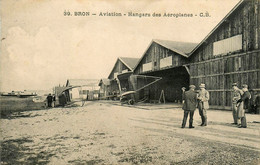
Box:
(252, 52, 257, 69)
(226, 91, 232, 107)
(220, 60, 223, 73)
(190, 64, 194, 76)
(243, 72, 248, 85)
(256, 71, 260, 88)
(246, 54, 250, 71)
(249, 72, 256, 89)
(249, 53, 252, 70)
(208, 62, 212, 75)
(220, 91, 224, 106)
(206, 76, 210, 90)
(256, 52, 260, 69)
(195, 64, 198, 76)
(205, 88, 260, 92)
(229, 58, 233, 73)
(186, 50, 260, 66)
(190, 69, 260, 78)
(219, 75, 223, 89)
(257, 0, 260, 49)
(202, 63, 205, 76)
(209, 91, 214, 105)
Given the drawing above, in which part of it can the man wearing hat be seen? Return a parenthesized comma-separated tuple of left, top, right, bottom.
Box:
(237, 84, 251, 128)
(198, 83, 210, 126)
(231, 83, 244, 125)
(181, 85, 197, 128)
(232, 83, 244, 124)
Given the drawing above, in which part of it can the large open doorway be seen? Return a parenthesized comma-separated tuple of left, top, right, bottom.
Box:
(139, 66, 190, 103)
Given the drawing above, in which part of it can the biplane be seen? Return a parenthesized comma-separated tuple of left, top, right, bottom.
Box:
(117, 74, 162, 105)
(56, 85, 98, 107)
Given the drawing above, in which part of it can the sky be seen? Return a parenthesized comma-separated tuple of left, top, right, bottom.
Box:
(0, 0, 240, 92)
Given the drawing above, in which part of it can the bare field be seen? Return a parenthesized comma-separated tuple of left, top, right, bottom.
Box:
(0, 96, 45, 117)
(1, 101, 260, 165)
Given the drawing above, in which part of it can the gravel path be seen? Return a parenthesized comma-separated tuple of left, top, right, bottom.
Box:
(1, 100, 260, 164)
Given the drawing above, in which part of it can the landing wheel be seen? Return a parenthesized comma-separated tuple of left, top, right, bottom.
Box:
(128, 99, 134, 105)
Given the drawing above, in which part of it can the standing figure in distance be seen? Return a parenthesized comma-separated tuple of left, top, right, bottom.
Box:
(46, 93, 53, 108)
(198, 83, 210, 126)
(231, 83, 243, 125)
(181, 85, 197, 128)
(237, 84, 251, 128)
(52, 94, 56, 107)
(255, 92, 260, 114)
(58, 93, 67, 107)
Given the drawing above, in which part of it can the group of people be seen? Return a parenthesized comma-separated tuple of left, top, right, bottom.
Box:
(181, 83, 209, 128)
(181, 83, 252, 129)
(46, 93, 56, 108)
(46, 93, 68, 108)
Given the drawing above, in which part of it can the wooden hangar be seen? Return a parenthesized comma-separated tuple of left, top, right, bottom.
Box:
(104, 0, 259, 109)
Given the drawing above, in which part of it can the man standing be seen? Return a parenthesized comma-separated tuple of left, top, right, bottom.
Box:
(52, 94, 56, 107)
(256, 93, 260, 114)
(231, 83, 243, 125)
(237, 84, 251, 128)
(59, 93, 67, 107)
(46, 93, 53, 108)
(198, 84, 210, 126)
(181, 85, 197, 128)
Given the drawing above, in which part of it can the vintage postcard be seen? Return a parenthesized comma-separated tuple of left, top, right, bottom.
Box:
(1, 0, 259, 164)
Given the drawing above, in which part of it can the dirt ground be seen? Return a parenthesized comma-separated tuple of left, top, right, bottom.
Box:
(1, 100, 260, 165)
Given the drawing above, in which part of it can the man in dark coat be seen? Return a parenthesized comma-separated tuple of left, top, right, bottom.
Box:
(58, 93, 67, 107)
(255, 93, 260, 114)
(237, 84, 251, 128)
(181, 85, 197, 128)
(46, 93, 53, 108)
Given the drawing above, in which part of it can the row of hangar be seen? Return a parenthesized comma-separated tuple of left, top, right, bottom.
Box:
(98, 0, 260, 109)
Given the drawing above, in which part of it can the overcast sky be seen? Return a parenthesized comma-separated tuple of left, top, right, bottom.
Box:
(0, 0, 240, 92)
